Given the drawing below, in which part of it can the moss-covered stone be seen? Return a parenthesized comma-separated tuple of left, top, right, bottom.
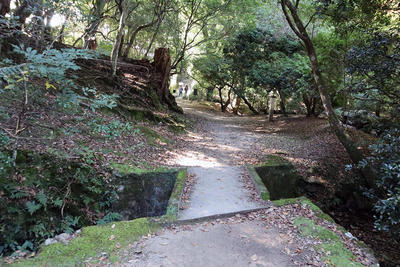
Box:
(294, 217, 363, 267)
(247, 166, 270, 200)
(258, 155, 292, 167)
(110, 162, 169, 175)
(294, 217, 340, 242)
(271, 197, 299, 207)
(163, 169, 187, 222)
(11, 218, 158, 267)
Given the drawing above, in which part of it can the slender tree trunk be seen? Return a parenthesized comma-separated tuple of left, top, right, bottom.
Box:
(118, 33, 125, 57)
(83, 0, 107, 48)
(218, 87, 230, 112)
(269, 96, 276, 122)
(218, 87, 225, 112)
(57, 13, 70, 43)
(311, 97, 318, 116)
(144, 21, 162, 57)
(303, 94, 312, 116)
(111, 1, 129, 77)
(233, 95, 241, 115)
(280, 0, 365, 166)
(241, 95, 259, 115)
(277, 89, 287, 117)
(123, 22, 156, 58)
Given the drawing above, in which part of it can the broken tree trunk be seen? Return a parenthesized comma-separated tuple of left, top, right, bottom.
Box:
(152, 48, 182, 113)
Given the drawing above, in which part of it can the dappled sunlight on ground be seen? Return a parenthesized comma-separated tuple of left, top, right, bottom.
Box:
(170, 150, 222, 167)
(172, 99, 352, 191)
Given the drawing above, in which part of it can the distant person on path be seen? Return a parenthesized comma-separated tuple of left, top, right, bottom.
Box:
(179, 86, 183, 96)
(184, 85, 189, 97)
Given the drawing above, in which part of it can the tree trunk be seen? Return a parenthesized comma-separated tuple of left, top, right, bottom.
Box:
(83, 0, 107, 48)
(277, 89, 287, 117)
(303, 94, 312, 116)
(269, 97, 276, 122)
(218, 87, 226, 112)
(233, 96, 241, 115)
(206, 86, 214, 101)
(0, 0, 10, 16)
(13, 0, 34, 26)
(311, 97, 319, 117)
(111, 1, 129, 77)
(57, 13, 70, 43)
(123, 22, 156, 58)
(375, 101, 381, 117)
(144, 21, 162, 58)
(241, 95, 259, 115)
(280, 0, 365, 166)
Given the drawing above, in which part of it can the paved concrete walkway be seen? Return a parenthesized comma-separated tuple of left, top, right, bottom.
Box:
(179, 166, 264, 220)
(128, 220, 295, 267)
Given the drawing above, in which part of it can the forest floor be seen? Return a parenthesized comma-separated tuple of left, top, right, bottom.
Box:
(116, 99, 377, 266)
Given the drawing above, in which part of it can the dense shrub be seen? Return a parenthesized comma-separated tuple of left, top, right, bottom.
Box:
(0, 150, 120, 256)
(357, 129, 400, 239)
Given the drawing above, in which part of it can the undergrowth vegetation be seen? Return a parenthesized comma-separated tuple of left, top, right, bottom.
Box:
(0, 39, 181, 258)
(0, 150, 120, 255)
(355, 129, 400, 239)
(0, 46, 125, 256)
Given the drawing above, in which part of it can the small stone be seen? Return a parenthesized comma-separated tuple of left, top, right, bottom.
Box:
(44, 238, 57, 246)
(55, 233, 71, 244)
(345, 232, 355, 239)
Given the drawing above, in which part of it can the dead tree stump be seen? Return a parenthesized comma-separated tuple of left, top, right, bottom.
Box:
(152, 48, 182, 113)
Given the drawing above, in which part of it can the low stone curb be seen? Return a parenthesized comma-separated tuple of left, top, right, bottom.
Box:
(247, 165, 270, 200)
(175, 206, 271, 225)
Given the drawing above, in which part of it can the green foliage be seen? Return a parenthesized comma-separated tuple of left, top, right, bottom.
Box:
(82, 87, 119, 111)
(346, 29, 400, 119)
(96, 212, 123, 225)
(0, 151, 120, 256)
(355, 129, 400, 238)
(88, 118, 134, 139)
(0, 130, 12, 175)
(193, 26, 311, 114)
(0, 45, 91, 93)
(0, 45, 118, 117)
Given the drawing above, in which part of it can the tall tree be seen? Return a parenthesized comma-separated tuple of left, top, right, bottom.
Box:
(279, 0, 365, 167)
